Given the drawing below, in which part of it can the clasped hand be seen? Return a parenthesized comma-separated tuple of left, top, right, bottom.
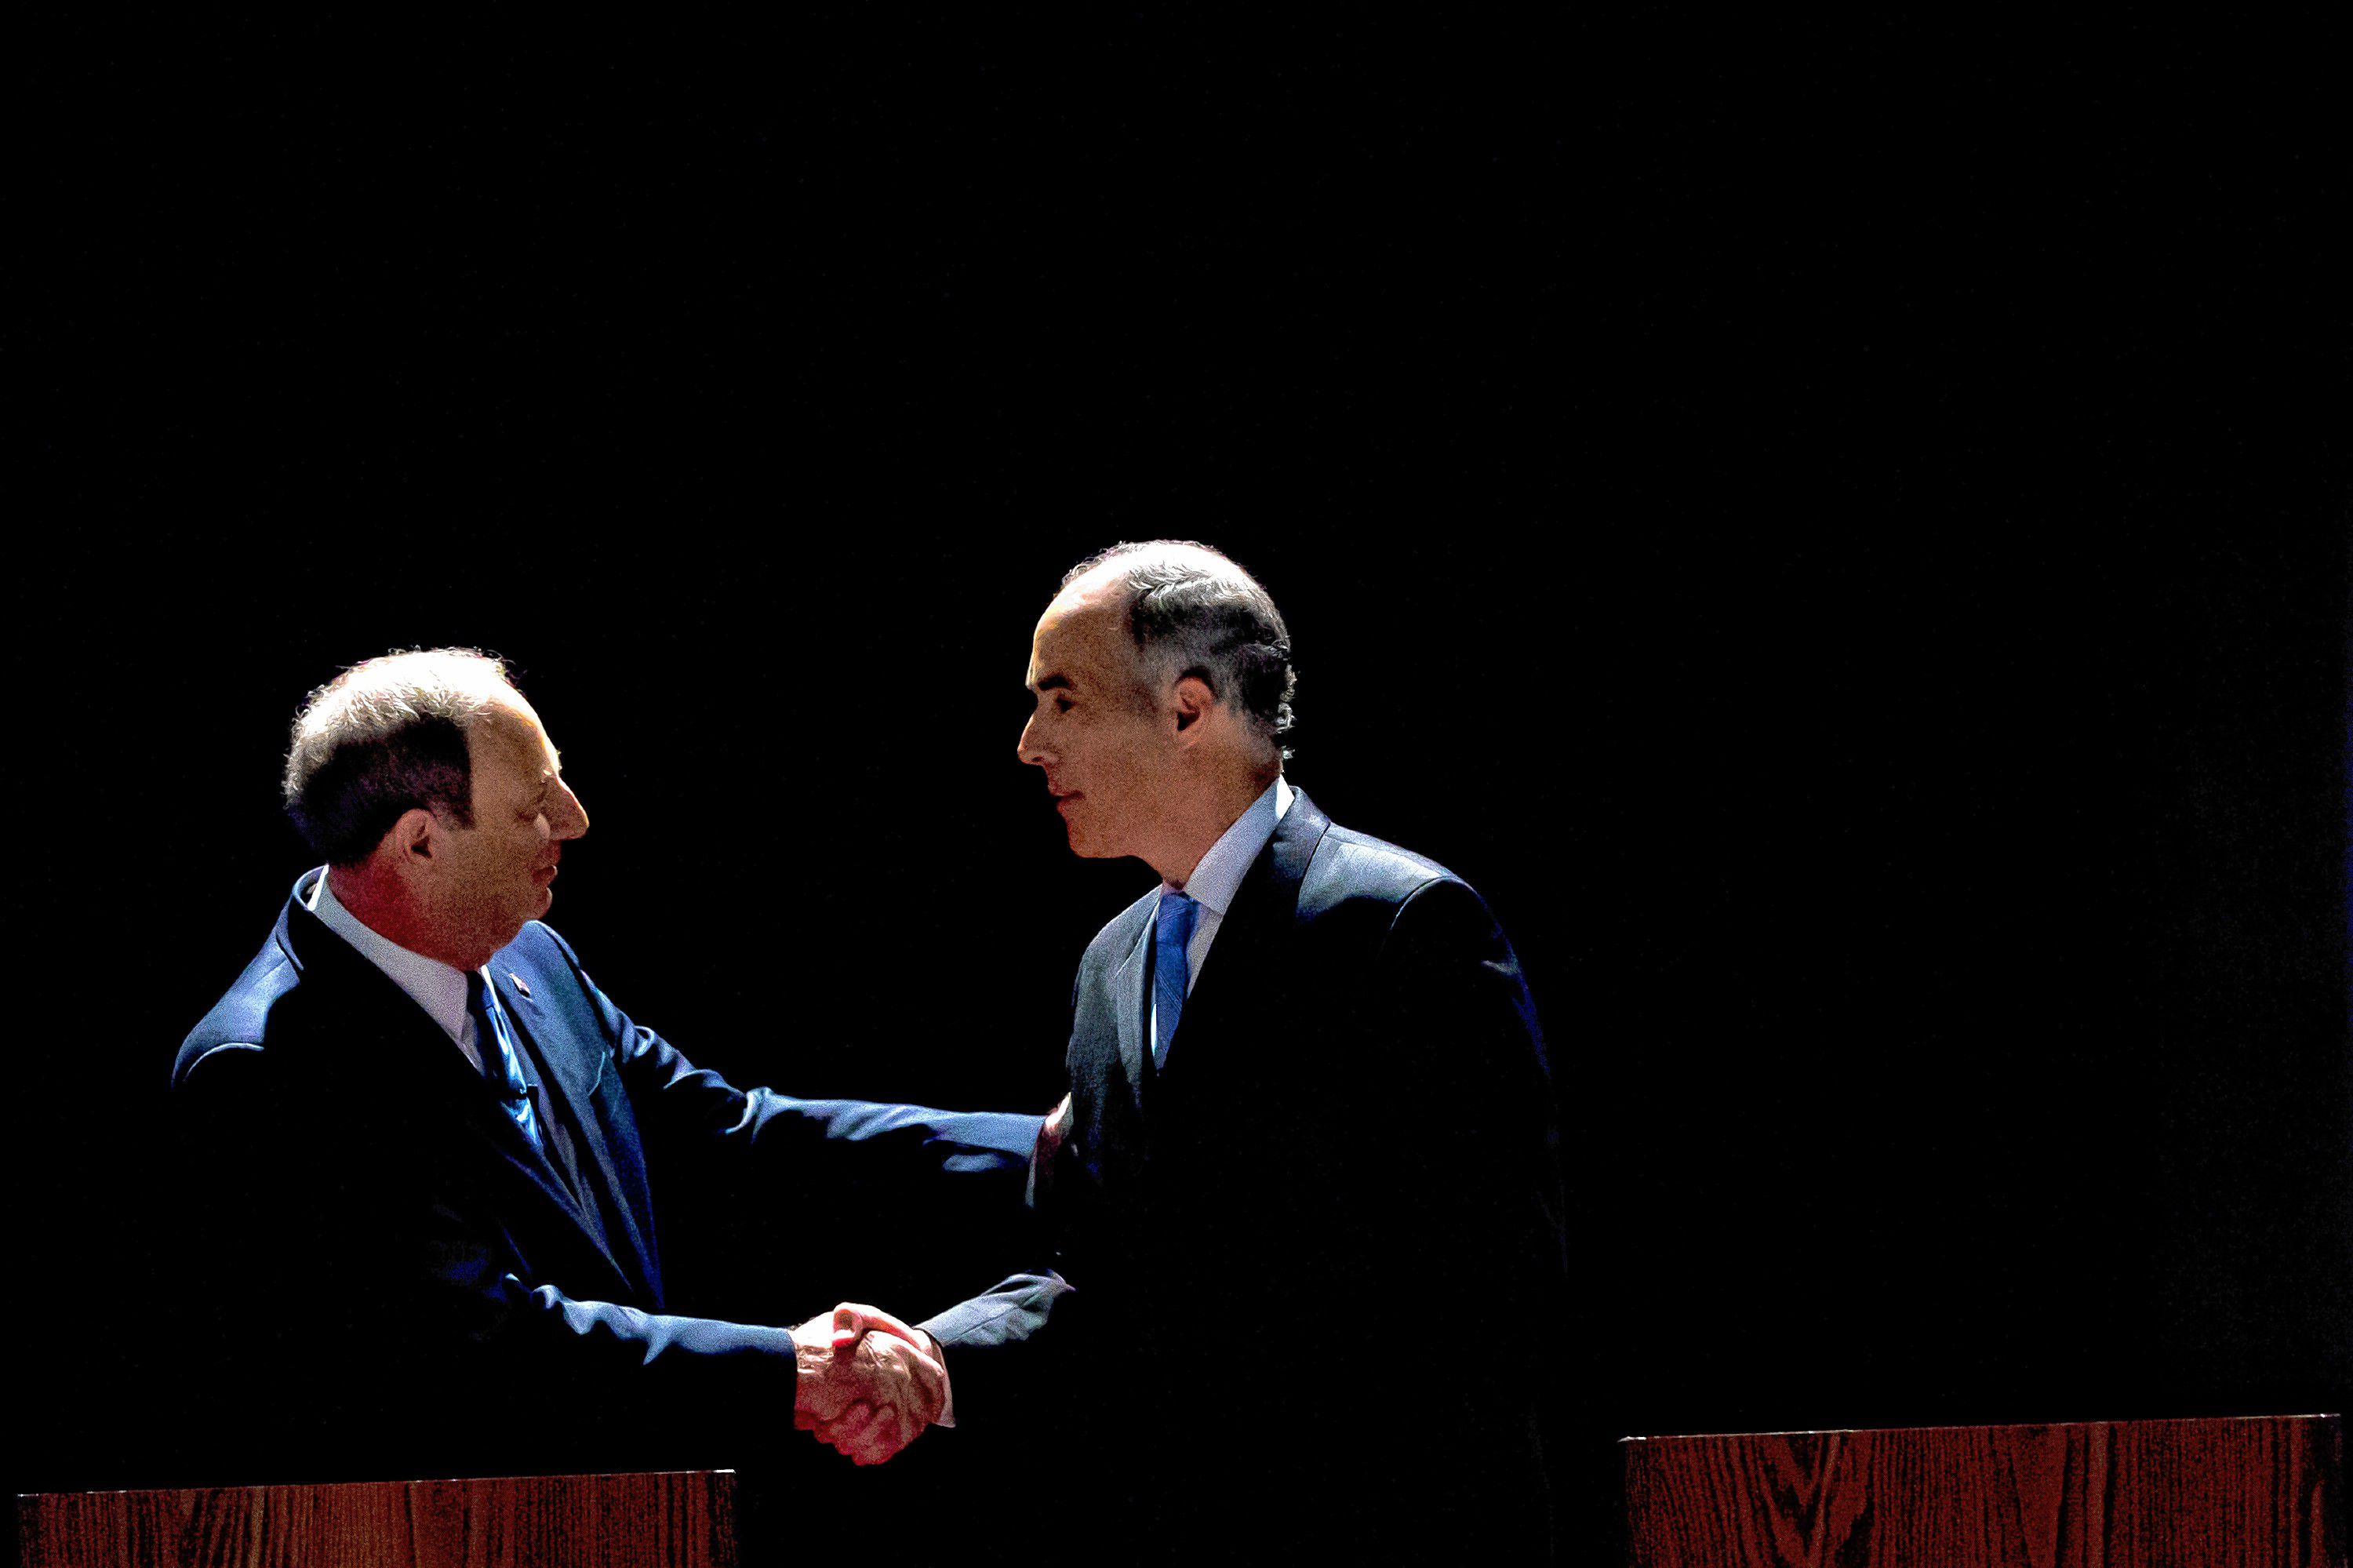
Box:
(792, 1303, 945, 1466)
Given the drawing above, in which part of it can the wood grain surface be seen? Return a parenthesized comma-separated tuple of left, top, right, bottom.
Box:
(1625, 1414, 2344, 1567)
(17, 1469, 735, 1568)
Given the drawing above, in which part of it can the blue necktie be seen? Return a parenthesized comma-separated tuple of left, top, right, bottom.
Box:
(468, 971, 544, 1155)
(1152, 890, 1198, 1068)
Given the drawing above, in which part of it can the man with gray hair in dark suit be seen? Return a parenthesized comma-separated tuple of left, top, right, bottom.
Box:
(835, 542, 1570, 1559)
(174, 647, 1037, 1485)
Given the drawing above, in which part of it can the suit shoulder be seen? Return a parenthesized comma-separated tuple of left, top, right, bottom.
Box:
(491, 922, 615, 1045)
(1303, 823, 1518, 956)
(1310, 821, 1464, 906)
(1079, 886, 1161, 963)
(497, 919, 584, 981)
(174, 937, 300, 1090)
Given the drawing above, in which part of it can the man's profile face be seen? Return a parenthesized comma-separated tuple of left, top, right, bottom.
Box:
(428, 693, 588, 957)
(1019, 588, 1174, 862)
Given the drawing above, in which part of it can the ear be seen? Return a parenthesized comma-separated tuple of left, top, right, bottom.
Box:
(1169, 675, 1217, 741)
(385, 806, 441, 868)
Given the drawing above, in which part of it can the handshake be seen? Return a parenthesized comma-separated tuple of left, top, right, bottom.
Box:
(788, 1101, 1072, 1466)
(791, 1302, 947, 1466)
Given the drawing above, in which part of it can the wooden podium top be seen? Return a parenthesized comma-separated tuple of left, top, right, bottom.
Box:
(1624, 1413, 2344, 1567)
(16, 1469, 737, 1568)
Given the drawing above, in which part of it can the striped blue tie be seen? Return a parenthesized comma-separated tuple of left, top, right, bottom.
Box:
(1152, 890, 1198, 1068)
(469, 971, 544, 1155)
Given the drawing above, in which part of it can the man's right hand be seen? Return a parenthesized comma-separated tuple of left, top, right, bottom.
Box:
(791, 1304, 946, 1464)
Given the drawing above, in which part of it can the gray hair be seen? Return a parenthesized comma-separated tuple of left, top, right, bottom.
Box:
(1065, 540, 1297, 760)
(283, 649, 517, 867)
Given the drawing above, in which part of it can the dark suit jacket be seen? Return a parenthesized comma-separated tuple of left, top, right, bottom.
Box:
(173, 871, 1041, 1483)
(925, 789, 1566, 1559)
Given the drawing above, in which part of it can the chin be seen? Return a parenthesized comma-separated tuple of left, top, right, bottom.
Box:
(1061, 812, 1126, 860)
(500, 897, 547, 942)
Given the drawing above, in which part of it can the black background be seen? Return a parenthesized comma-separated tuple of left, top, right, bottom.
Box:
(13, 13, 2348, 1557)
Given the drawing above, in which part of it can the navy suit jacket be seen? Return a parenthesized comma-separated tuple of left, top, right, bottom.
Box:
(173, 871, 1041, 1482)
(925, 789, 1567, 1559)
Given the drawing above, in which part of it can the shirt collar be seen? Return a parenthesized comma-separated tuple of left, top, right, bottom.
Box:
(304, 866, 475, 1047)
(1168, 775, 1293, 916)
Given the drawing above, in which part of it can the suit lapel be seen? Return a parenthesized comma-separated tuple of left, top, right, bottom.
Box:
(1166, 788, 1330, 1073)
(1111, 911, 1155, 1110)
(490, 966, 651, 1295)
(487, 973, 596, 1212)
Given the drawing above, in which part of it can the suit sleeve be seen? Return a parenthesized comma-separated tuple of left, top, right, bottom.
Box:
(1351, 875, 1569, 1541)
(539, 922, 1046, 1202)
(1366, 875, 1566, 1286)
(911, 970, 1084, 1421)
(537, 926, 1044, 1318)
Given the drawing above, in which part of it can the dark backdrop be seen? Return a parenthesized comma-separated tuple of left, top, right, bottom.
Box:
(13, 13, 2347, 1558)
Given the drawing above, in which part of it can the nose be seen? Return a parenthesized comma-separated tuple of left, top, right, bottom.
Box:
(1017, 710, 1048, 768)
(551, 780, 590, 840)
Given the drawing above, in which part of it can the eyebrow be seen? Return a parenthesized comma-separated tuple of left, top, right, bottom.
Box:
(1031, 673, 1075, 694)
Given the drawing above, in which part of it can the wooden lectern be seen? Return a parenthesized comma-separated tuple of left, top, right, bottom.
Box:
(1625, 1414, 2344, 1566)
(16, 1469, 736, 1568)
